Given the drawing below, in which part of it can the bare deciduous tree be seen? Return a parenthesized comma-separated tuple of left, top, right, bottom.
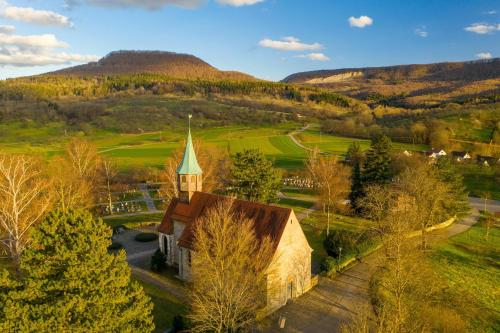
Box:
(65, 138, 100, 181)
(99, 157, 117, 215)
(395, 164, 449, 249)
(307, 148, 351, 235)
(189, 199, 274, 332)
(0, 154, 52, 268)
(48, 157, 93, 213)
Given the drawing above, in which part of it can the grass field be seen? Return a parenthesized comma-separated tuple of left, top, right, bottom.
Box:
(297, 127, 428, 156)
(431, 217, 500, 332)
(133, 276, 186, 333)
(459, 164, 500, 200)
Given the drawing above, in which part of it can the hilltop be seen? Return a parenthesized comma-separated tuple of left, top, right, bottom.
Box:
(283, 58, 500, 107)
(43, 50, 255, 81)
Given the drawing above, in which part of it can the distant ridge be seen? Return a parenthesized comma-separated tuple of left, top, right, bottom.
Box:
(282, 58, 500, 83)
(43, 50, 255, 80)
(282, 58, 500, 107)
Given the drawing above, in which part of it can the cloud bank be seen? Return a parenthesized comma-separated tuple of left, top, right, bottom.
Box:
(0, 1, 73, 27)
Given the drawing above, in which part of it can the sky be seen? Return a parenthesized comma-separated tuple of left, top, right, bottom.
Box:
(0, 0, 499, 80)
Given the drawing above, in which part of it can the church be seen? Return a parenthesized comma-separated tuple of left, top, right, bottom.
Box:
(157, 125, 313, 313)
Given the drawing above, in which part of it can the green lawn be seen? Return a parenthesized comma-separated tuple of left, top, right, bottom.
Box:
(459, 164, 500, 200)
(103, 213, 164, 229)
(133, 277, 186, 333)
(298, 128, 428, 156)
(300, 210, 372, 264)
(431, 217, 500, 332)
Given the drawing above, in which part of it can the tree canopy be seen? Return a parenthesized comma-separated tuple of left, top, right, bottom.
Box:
(229, 149, 281, 203)
(0, 210, 154, 332)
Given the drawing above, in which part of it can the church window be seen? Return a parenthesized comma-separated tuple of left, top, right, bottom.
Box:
(188, 251, 192, 265)
(191, 175, 196, 182)
(182, 175, 186, 182)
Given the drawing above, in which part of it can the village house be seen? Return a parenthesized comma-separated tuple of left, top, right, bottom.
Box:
(451, 151, 471, 162)
(157, 126, 314, 313)
(425, 149, 447, 159)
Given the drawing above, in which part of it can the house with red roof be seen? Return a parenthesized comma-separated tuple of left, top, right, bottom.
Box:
(157, 125, 313, 312)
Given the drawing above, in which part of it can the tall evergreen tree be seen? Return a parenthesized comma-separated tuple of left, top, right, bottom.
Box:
(362, 135, 393, 186)
(0, 210, 154, 332)
(434, 157, 470, 217)
(229, 149, 281, 203)
(346, 142, 364, 210)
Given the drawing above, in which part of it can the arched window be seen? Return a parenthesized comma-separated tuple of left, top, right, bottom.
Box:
(181, 175, 186, 182)
(191, 175, 196, 182)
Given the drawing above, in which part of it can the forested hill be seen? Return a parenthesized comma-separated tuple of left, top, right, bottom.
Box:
(43, 50, 255, 81)
(282, 58, 500, 108)
(283, 58, 500, 83)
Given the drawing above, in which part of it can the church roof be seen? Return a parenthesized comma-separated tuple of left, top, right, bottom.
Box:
(158, 192, 293, 251)
(177, 129, 202, 175)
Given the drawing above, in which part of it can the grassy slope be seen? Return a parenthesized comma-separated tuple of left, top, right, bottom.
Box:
(431, 219, 500, 332)
(133, 276, 186, 333)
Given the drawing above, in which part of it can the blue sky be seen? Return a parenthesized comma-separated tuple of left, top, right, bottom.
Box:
(0, 0, 499, 80)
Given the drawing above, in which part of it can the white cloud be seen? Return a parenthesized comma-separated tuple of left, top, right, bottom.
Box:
(68, 0, 206, 9)
(0, 1, 73, 27)
(485, 10, 497, 15)
(464, 22, 500, 34)
(415, 27, 428, 37)
(0, 33, 68, 48)
(476, 52, 493, 59)
(348, 15, 373, 28)
(216, 0, 264, 6)
(0, 24, 14, 34)
(0, 30, 98, 67)
(0, 49, 99, 66)
(296, 53, 330, 61)
(259, 37, 323, 51)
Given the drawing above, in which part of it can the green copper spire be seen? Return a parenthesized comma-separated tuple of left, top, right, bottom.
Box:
(177, 115, 202, 175)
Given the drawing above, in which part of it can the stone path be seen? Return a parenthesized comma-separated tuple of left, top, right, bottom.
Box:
(260, 198, 500, 332)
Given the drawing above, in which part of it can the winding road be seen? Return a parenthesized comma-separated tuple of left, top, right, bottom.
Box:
(261, 198, 500, 332)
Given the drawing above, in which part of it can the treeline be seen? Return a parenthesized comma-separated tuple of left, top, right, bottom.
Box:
(0, 74, 353, 108)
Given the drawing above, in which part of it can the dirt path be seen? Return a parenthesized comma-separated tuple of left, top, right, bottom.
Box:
(288, 124, 313, 152)
(261, 198, 499, 332)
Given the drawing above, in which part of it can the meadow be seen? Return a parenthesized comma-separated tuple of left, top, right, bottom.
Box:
(431, 217, 500, 332)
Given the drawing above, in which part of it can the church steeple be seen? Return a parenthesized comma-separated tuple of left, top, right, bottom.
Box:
(177, 115, 202, 203)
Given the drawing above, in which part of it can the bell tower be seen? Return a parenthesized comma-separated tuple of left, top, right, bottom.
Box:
(177, 115, 202, 203)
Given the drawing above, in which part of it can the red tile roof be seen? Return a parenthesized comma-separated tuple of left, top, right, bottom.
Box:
(158, 192, 292, 250)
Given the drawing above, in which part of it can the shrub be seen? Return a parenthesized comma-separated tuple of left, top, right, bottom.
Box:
(134, 232, 158, 242)
(323, 229, 357, 258)
(151, 249, 167, 272)
(108, 242, 123, 250)
(320, 256, 337, 277)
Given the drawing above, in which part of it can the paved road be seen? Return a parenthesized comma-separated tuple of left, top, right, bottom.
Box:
(261, 198, 500, 332)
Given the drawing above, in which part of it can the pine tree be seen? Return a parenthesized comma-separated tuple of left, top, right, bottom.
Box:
(362, 135, 393, 186)
(434, 157, 470, 217)
(0, 210, 154, 333)
(229, 149, 281, 203)
(346, 142, 364, 210)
